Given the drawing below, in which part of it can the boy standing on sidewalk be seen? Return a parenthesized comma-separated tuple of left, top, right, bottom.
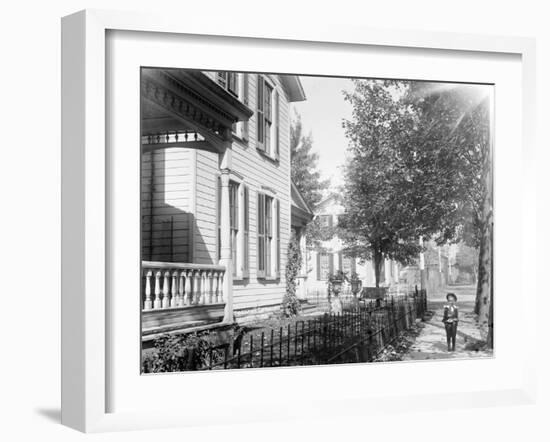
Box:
(442, 293, 459, 351)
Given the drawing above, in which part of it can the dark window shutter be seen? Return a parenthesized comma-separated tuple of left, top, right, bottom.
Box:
(257, 192, 265, 277)
(338, 252, 343, 271)
(217, 176, 221, 262)
(242, 74, 249, 142)
(243, 185, 249, 276)
(256, 75, 264, 148)
(316, 253, 321, 281)
(217, 71, 227, 87)
(328, 215, 333, 228)
(228, 72, 238, 96)
(276, 199, 280, 276)
(329, 254, 334, 277)
(274, 89, 280, 159)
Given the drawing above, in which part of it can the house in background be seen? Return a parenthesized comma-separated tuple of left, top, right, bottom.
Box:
(140, 68, 308, 340)
(302, 193, 401, 298)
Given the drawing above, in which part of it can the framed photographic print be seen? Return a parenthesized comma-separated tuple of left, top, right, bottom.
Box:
(61, 9, 537, 432)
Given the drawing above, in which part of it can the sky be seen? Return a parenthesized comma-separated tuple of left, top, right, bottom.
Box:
(291, 77, 493, 196)
(291, 76, 355, 189)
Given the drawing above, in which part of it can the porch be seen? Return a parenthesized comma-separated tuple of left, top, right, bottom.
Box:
(142, 261, 227, 337)
(140, 68, 253, 336)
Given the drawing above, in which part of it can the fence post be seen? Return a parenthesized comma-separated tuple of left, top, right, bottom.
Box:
(301, 322, 305, 361)
(250, 335, 254, 368)
(279, 326, 283, 366)
(270, 329, 274, 367)
(294, 322, 299, 358)
(260, 332, 265, 367)
(287, 323, 291, 361)
(307, 320, 311, 357)
(323, 315, 328, 351)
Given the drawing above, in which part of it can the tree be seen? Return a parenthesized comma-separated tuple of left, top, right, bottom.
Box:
(405, 83, 492, 346)
(290, 113, 330, 246)
(455, 243, 479, 283)
(339, 80, 426, 287)
(339, 79, 492, 342)
(291, 114, 329, 209)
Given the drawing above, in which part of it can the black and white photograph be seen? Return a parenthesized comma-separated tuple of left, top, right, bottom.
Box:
(140, 68, 493, 373)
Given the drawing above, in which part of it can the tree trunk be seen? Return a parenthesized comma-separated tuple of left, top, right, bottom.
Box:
(373, 250, 383, 288)
(475, 131, 493, 348)
(474, 234, 485, 315)
(476, 218, 492, 346)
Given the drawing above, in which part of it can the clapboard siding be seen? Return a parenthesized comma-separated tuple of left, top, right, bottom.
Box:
(229, 74, 292, 312)
(141, 148, 193, 262)
(193, 149, 218, 264)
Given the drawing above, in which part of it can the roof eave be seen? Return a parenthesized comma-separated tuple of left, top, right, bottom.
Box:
(280, 75, 306, 102)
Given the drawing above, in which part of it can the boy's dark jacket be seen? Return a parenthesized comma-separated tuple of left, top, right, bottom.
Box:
(442, 305, 459, 323)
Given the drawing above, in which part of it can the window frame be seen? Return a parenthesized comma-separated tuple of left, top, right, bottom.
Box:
(257, 190, 280, 280)
(317, 251, 334, 281)
(217, 175, 250, 281)
(256, 74, 280, 160)
(216, 71, 239, 98)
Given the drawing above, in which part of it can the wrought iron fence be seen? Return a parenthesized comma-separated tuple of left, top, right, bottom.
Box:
(204, 289, 427, 370)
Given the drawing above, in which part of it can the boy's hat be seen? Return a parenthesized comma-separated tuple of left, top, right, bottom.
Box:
(446, 293, 457, 302)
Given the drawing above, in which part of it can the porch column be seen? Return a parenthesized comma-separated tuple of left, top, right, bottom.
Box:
(219, 168, 234, 323)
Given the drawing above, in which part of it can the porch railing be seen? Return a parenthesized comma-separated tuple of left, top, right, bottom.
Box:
(142, 261, 226, 310)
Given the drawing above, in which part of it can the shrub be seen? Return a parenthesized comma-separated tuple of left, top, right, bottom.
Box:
(142, 332, 224, 373)
(282, 230, 302, 317)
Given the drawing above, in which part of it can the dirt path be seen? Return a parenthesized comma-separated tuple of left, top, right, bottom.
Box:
(403, 285, 493, 361)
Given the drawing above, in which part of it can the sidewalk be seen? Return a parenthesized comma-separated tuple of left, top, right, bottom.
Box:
(403, 285, 493, 361)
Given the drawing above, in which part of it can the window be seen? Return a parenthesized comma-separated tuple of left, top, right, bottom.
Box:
(257, 192, 280, 278)
(229, 181, 239, 276)
(256, 75, 280, 159)
(340, 252, 356, 275)
(218, 179, 250, 279)
(317, 252, 334, 281)
(217, 71, 239, 97)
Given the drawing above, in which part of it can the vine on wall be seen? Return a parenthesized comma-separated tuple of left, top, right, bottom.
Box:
(282, 230, 302, 317)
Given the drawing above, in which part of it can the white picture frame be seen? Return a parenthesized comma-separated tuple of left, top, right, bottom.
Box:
(61, 9, 537, 433)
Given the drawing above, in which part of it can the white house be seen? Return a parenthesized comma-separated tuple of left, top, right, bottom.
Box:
(140, 68, 311, 339)
(302, 194, 401, 298)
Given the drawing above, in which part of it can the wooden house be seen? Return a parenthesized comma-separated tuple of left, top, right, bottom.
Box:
(303, 194, 401, 297)
(140, 68, 311, 339)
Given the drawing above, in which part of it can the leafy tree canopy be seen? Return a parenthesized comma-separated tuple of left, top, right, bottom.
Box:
(291, 113, 330, 209)
(338, 80, 424, 285)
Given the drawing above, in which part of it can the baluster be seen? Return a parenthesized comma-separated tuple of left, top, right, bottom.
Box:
(208, 271, 214, 304)
(202, 270, 208, 304)
(178, 271, 185, 307)
(144, 270, 153, 310)
(184, 270, 192, 305)
(153, 271, 162, 309)
(162, 271, 171, 308)
(170, 271, 178, 307)
(194, 270, 201, 305)
(219, 270, 224, 302)
(213, 271, 219, 303)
